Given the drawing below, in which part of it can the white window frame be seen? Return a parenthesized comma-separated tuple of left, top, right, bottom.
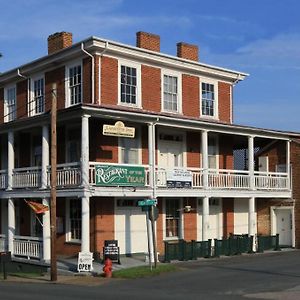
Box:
(163, 198, 184, 241)
(65, 198, 82, 243)
(118, 125, 142, 165)
(200, 78, 218, 119)
(161, 69, 182, 114)
(118, 59, 142, 108)
(66, 60, 83, 107)
(207, 134, 219, 170)
(29, 74, 45, 116)
(4, 84, 17, 122)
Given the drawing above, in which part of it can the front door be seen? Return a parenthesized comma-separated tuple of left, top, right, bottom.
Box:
(276, 209, 292, 246)
(159, 142, 183, 168)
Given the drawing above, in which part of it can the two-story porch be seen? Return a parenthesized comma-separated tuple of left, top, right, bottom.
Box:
(0, 106, 294, 261)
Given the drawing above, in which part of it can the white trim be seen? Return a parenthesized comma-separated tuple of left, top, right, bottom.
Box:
(200, 77, 219, 120)
(161, 69, 182, 114)
(65, 60, 83, 108)
(117, 58, 142, 108)
(29, 73, 45, 117)
(4, 83, 17, 123)
(65, 198, 82, 244)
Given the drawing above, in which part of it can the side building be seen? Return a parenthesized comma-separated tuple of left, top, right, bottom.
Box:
(0, 31, 298, 262)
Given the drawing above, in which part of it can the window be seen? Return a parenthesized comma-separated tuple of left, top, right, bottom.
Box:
(165, 198, 181, 238)
(68, 65, 82, 106)
(67, 199, 81, 242)
(4, 86, 16, 122)
(32, 78, 45, 115)
(119, 134, 140, 165)
(208, 135, 218, 169)
(66, 127, 81, 163)
(163, 75, 178, 112)
(201, 82, 216, 117)
(120, 65, 137, 105)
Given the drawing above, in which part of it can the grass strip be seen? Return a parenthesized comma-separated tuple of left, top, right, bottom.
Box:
(112, 264, 178, 279)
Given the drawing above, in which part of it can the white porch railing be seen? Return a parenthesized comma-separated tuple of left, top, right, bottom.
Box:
(208, 169, 250, 189)
(12, 167, 41, 188)
(13, 235, 42, 260)
(47, 162, 82, 187)
(254, 171, 289, 190)
(0, 234, 7, 252)
(0, 170, 7, 189)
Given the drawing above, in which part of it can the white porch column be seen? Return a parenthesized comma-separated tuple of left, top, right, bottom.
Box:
(81, 115, 90, 187)
(8, 198, 15, 253)
(248, 197, 256, 237)
(7, 131, 14, 190)
(248, 135, 255, 190)
(286, 140, 291, 189)
(202, 197, 209, 241)
(41, 125, 50, 189)
(201, 130, 209, 189)
(148, 123, 154, 189)
(42, 198, 51, 261)
(81, 196, 90, 253)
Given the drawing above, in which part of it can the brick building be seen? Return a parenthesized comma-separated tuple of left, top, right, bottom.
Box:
(0, 31, 298, 262)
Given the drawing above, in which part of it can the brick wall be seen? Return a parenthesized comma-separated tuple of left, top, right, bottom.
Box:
(156, 198, 164, 254)
(94, 56, 100, 104)
(83, 57, 92, 104)
(141, 125, 149, 165)
(182, 74, 200, 117)
(57, 126, 66, 164)
(291, 141, 300, 248)
(45, 66, 65, 112)
(218, 82, 231, 123)
(183, 198, 197, 241)
(261, 141, 286, 172)
(219, 135, 234, 169)
(0, 88, 4, 124)
(186, 131, 201, 168)
(141, 65, 161, 112)
(16, 80, 28, 119)
(93, 197, 115, 253)
(19, 201, 31, 236)
(101, 56, 118, 105)
(18, 132, 31, 167)
(223, 198, 234, 237)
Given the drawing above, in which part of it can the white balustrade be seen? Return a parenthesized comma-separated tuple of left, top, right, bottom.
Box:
(0, 234, 7, 252)
(254, 171, 288, 190)
(13, 235, 43, 260)
(0, 170, 7, 189)
(47, 162, 81, 187)
(12, 167, 41, 188)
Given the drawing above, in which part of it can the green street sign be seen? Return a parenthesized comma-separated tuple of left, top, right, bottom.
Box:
(138, 199, 157, 207)
(95, 165, 145, 187)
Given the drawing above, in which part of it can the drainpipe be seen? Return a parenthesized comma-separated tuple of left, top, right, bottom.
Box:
(17, 69, 27, 79)
(81, 43, 95, 104)
(98, 41, 109, 105)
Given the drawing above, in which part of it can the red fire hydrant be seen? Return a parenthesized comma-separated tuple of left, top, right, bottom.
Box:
(103, 258, 113, 278)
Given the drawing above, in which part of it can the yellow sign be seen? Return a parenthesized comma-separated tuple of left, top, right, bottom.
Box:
(103, 121, 135, 138)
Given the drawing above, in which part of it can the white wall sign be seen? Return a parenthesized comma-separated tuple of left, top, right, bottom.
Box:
(77, 252, 94, 272)
(166, 168, 192, 188)
(103, 121, 135, 138)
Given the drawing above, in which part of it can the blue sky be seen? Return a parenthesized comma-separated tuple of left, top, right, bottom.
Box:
(1, 0, 300, 131)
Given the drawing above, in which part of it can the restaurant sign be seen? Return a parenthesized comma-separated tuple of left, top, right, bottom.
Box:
(103, 121, 135, 138)
(95, 164, 145, 186)
(166, 168, 193, 188)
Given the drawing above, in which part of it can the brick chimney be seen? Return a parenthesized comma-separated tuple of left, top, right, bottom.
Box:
(47, 32, 73, 55)
(136, 31, 160, 52)
(177, 42, 199, 61)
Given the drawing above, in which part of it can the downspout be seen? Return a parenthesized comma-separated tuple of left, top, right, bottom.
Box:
(17, 69, 27, 79)
(81, 43, 95, 104)
(98, 41, 109, 105)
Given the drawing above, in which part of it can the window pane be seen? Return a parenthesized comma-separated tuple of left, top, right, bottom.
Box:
(163, 75, 178, 112)
(120, 65, 137, 105)
(202, 83, 215, 116)
(69, 65, 82, 105)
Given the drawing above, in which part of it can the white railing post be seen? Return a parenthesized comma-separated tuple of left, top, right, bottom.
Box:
(286, 140, 291, 190)
(42, 198, 51, 262)
(202, 196, 209, 241)
(7, 131, 14, 190)
(248, 136, 255, 190)
(41, 125, 49, 189)
(8, 198, 15, 253)
(81, 114, 90, 187)
(201, 130, 209, 189)
(81, 196, 90, 253)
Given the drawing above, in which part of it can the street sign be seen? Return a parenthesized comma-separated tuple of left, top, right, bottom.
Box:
(138, 199, 157, 207)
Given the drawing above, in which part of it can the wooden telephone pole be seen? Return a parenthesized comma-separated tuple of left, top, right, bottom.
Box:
(50, 83, 57, 281)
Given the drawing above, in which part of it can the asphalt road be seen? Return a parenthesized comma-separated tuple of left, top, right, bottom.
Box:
(1, 250, 300, 300)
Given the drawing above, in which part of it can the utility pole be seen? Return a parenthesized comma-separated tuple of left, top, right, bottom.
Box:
(50, 83, 57, 281)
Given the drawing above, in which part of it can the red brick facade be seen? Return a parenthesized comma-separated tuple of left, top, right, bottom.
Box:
(218, 82, 231, 123)
(182, 74, 200, 117)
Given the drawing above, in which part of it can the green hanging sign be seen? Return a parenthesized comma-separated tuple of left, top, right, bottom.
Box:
(95, 164, 146, 187)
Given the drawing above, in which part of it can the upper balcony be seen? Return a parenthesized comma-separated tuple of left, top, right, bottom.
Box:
(0, 162, 290, 196)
